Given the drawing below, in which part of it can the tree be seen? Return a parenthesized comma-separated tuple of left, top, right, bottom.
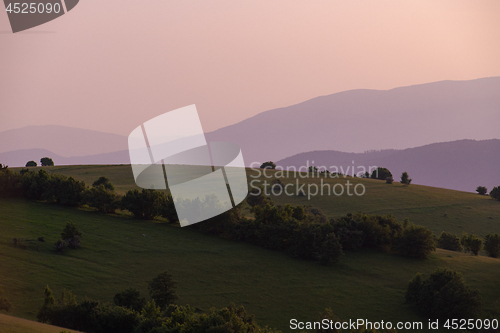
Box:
(40, 157, 54, 166)
(259, 161, 276, 169)
(92, 176, 115, 191)
(121, 189, 166, 220)
(61, 222, 82, 249)
(460, 232, 482, 255)
(160, 194, 178, 223)
(437, 232, 462, 252)
(148, 271, 178, 309)
(85, 185, 119, 214)
(405, 268, 481, 320)
(371, 167, 392, 180)
(246, 186, 273, 209)
(484, 233, 500, 258)
(385, 176, 394, 184)
(26, 160, 37, 167)
(491, 186, 500, 201)
(37, 285, 55, 322)
(476, 186, 488, 195)
(395, 224, 436, 259)
(114, 288, 146, 312)
(400, 172, 412, 185)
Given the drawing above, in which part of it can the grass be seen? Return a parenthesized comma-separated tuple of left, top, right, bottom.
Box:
(2, 165, 500, 332)
(0, 313, 82, 333)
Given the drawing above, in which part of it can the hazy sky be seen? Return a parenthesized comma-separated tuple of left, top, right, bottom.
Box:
(1, 0, 499, 135)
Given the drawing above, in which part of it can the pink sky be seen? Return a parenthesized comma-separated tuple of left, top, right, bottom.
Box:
(1, 0, 500, 135)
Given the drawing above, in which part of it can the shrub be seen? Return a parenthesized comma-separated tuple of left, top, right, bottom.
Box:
(54, 239, 68, 253)
(85, 185, 119, 214)
(160, 194, 178, 223)
(246, 186, 273, 209)
(26, 160, 37, 167)
(92, 176, 115, 191)
(437, 232, 462, 252)
(405, 268, 481, 320)
(476, 186, 488, 195)
(484, 233, 500, 258)
(148, 271, 178, 310)
(460, 232, 482, 255)
(121, 189, 167, 220)
(385, 176, 393, 184)
(259, 161, 276, 169)
(371, 167, 392, 180)
(491, 186, 500, 201)
(61, 222, 82, 249)
(400, 172, 412, 185)
(114, 288, 146, 312)
(395, 223, 436, 259)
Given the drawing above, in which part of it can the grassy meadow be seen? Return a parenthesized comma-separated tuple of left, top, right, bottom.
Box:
(1, 165, 499, 332)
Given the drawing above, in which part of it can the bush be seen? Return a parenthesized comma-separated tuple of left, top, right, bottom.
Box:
(385, 176, 393, 184)
(114, 288, 146, 312)
(160, 194, 178, 223)
(484, 233, 500, 258)
(437, 232, 462, 252)
(400, 172, 412, 185)
(85, 185, 119, 214)
(26, 160, 37, 167)
(476, 186, 488, 195)
(246, 186, 273, 209)
(121, 189, 167, 220)
(491, 186, 500, 201)
(61, 222, 82, 249)
(460, 232, 482, 255)
(54, 239, 68, 253)
(259, 161, 276, 169)
(92, 176, 115, 191)
(395, 224, 436, 259)
(371, 167, 392, 180)
(405, 268, 481, 320)
(148, 271, 178, 310)
(43, 174, 86, 206)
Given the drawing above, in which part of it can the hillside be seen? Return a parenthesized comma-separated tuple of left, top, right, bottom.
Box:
(0, 313, 82, 333)
(206, 77, 500, 163)
(2, 165, 500, 332)
(276, 139, 500, 193)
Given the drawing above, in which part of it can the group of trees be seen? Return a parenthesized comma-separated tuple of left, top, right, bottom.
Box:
(476, 185, 500, 201)
(436, 231, 500, 257)
(37, 271, 277, 333)
(0, 167, 179, 222)
(25, 157, 54, 167)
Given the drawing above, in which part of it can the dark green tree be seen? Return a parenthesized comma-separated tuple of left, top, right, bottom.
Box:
(371, 167, 392, 180)
(61, 222, 82, 249)
(259, 161, 276, 169)
(400, 172, 412, 185)
(26, 160, 37, 167)
(395, 224, 436, 259)
(476, 186, 488, 195)
(484, 233, 500, 258)
(246, 185, 273, 209)
(405, 268, 481, 320)
(40, 157, 54, 166)
(121, 189, 167, 220)
(92, 176, 115, 191)
(437, 232, 462, 252)
(160, 194, 178, 223)
(148, 271, 178, 310)
(460, 232, 482, 255)
(85, 185, 119, 214)
(114, 288, 146, 312)
(491, 186, 500, 201)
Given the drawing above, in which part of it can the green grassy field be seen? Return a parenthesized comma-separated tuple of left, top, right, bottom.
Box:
(2, 165, 500, 332)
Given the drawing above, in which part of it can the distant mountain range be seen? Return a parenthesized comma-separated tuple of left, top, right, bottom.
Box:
(1, 77, 499, 192)
(276, 139, 500, 193)
(206, 76, 500, 164)
(0, 125, 127, 157)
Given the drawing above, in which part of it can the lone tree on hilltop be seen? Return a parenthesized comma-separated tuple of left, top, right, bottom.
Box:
(26, 160, 37, 167)
(476, 186, 488, 195)
(400, 172, 412, 185)
(260, 161, 276, 169)
(40, 157, 54, 166)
